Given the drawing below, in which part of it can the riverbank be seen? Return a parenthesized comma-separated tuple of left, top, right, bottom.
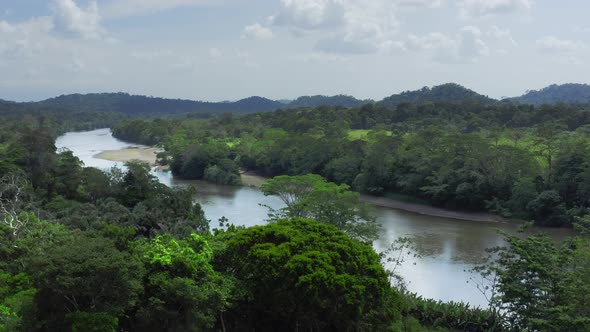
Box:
(360, 195, 507, 223)
(237, 169, 508, 223)
(240, 170, 268, 187)
(94, 147, 163, 167)
(93, 145, 507, 223)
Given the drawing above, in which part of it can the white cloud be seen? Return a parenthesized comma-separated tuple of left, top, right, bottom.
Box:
(209, 47, 223, 58)
(101, 0, 212, 19)
(269, 0, 399, 55)
(459, 0, 533, 18)
(270, 0, 347, 30)
(51, 0, 104, 39)
(131, 50, 174, 61)
(242, 23, 274, 40)
(487, 25, 517, 46)
(405, 26, 488, 63)
(395, 0, 443, 8)
(314, 37, 378, 54)
(536, 36, 587, 53)
(0, 17, 54, 58)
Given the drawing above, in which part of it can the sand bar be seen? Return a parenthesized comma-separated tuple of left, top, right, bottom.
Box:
(94, 147, 162, 166)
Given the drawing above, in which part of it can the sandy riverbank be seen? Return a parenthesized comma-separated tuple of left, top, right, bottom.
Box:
(94, 147, 163, 166)
(240, 170, 268, 187)
(359, 195, 507, 223)
(237, 170, 507, 223)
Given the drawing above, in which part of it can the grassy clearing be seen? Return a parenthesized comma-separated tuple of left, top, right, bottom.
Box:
(347, 129, 393, 141)
(207, 138, 241, 148)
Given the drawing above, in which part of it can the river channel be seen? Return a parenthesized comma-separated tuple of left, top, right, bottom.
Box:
(56, 128, 570, 307)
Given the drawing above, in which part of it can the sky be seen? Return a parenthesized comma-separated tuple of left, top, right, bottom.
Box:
(0, 0, 589, 102)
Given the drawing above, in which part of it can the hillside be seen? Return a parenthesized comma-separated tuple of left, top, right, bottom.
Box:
(32, 93, 284, 116)
(3, 82, 590, 118)
(287, 95, 371, 108)
(510, 83, 590, 105)
(18, 93, 370, 116)
(378, 83, 497, 107)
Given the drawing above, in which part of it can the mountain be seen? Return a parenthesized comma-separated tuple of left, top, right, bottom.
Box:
(231, 96, 284, 112)
(19, 93, 369, 117)
(378, 83, 497, 107)
(31, 93, 283, 116)
(510, 83, 590, 105)
(287, 95, 371, 108)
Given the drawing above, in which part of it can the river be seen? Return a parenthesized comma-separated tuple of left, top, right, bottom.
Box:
(56, 128, 570, 307)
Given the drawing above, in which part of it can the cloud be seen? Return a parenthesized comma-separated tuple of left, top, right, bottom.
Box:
(314, 37, 378, 54)
(242, 23, 274, 40)
(395, 0, 444, 8)
(487, 25, 517, 46)
(51, 0, 104, 39)
(405, 26, 489, 63)
(270, 0, 347, 30)
(209, 48, 223, 58)
(459, 0, 533, 18)
(268, 0, 399, 55)
(101, 0, 212, 19)
(0, 17, 55, 58)
(536, 36, 587, 53)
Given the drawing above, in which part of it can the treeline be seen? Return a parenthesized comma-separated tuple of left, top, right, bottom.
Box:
(0, 101, 126, 136)
(113, 97, 590, 227)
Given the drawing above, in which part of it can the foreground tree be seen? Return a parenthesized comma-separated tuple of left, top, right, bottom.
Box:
(26, 235, 144, 331)
(260, 174, 379, 242)
(216, 218, 401, 331)
(131, 234, 232, 331)
(474, 223, 590, 331)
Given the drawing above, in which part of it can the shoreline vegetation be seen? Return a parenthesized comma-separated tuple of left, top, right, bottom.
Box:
(94, 146, 509, 223)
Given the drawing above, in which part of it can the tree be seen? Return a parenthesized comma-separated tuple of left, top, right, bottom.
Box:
(0, 174, 31, 239)
(132, 234, 231, 331)
(474, 229, 590, 331)
(26, 235, 144, 331)
(216, 218, 401, 331)
(260, 174, 379, 242)
(526, 190, 568, 226)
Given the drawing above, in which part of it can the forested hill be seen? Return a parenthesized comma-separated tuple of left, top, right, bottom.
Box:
(31, 93, 284, 116)
(288, 94, 371, 108)
(4, 82, 590, 117)
(509, 83, 590, 105)
(378, 83, 497, 107)
(20, 93, 369, 116)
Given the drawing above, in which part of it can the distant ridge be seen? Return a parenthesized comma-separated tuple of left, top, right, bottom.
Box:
(2, 82, 590, 117)
(378, 83, 497, 108)
(508, 83, 590, 105)
(287, 95, 371, 108)
(17, 92, 370, 116)
(34, 93, 284, 115)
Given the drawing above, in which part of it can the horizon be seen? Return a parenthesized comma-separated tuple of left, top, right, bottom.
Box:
(2, 1, 590, 102)
(3, 81, 589, 104)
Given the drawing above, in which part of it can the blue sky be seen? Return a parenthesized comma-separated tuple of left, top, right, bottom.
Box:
(0, 0, 589, 101)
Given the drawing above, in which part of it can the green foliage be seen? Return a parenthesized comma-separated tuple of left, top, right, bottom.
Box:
(261, 174, 380, 242)
(216, 218, 401, 331)
(526, 190, 568, 226)
(68, 312, 118, 332)
(134, 234, 232, 331)
(203, 159, 241, 185)
(26, 235, 144, 331)
(474, 231, 590, 331)
(403, 295, 505, 332)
